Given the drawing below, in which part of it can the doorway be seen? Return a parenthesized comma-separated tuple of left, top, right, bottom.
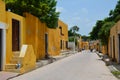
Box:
(12, 19, 20, 51)
(45, 33, 49, 58)
(110, 37, 112, 57)
(60, 40, 62, 49)
(0, 29, 2, 70)
(119, 34, 120, 62)
(113, 36, 115, 61)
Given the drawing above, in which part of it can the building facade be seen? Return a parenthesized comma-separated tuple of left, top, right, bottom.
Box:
(0, 0, 68, 73)
(108, 21, 120, 63)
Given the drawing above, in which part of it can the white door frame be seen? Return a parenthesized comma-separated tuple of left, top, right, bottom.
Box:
(0, 22, 7, 70)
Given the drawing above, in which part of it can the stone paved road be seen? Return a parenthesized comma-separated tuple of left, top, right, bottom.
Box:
(10, 50, 118, 80)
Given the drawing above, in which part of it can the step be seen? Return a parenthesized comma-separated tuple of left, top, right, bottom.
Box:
(11, 56, 20, 61)
(5, 69, 20, 73)
(13, 51, 20, 57)
(5, 64, 17, 69)
(10, 60, 18, 64)
(10, 56, 20, 64)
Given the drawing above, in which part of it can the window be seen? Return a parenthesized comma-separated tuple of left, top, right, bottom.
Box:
(59, 26, 64, 36)
(59, 26, 62, 35)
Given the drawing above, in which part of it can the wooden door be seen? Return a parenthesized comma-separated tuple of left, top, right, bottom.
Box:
(45, 34, 48, 54)
(12, 19, 20, 51)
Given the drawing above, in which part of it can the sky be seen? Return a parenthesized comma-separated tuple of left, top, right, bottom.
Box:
(56, 0, 118, 36)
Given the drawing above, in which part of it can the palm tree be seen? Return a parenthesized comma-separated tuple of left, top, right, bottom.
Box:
(71, 26, 79, 34)
(71, 26, 79, 51)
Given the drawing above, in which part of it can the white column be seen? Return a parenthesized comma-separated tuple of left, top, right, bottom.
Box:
(0, 22, 7, 70)
(2, 29, 6, 70)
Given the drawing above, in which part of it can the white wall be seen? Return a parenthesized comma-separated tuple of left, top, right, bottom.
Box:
(68, 42, 75, 51)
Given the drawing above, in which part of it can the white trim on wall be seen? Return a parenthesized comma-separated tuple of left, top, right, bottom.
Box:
(0, 22, 7, 29)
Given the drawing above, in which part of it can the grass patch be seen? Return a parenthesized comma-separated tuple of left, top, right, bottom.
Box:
(111, 71, 120, 79)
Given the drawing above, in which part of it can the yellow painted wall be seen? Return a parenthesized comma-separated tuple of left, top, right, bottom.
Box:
(23, 13, 68, 58)
(58, 20, 68, 51)
(1, 0, 68, 64)
(19, 45, 36, 73)
(0, 1, 68, 73)
(47, 28, 60, 56)
(109, 21, 120, 62)
(46, 20, 68, 56)
(37, 20, 46, 59)
(0, 0, 6, 22)
(93, 40, 101, 51)
(0, 1, 26, 63)
(78, 36, 82, 50)
(6, 12, 25, 63)
(101, 45, 107, 55)
(81, 41, 89, 50)
(24, 13, 39, 60)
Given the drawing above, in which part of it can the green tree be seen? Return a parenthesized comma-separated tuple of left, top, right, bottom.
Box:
(71, 26, 79, 33)
(68, 26, 80, 37)
(98, 22, 115, 45)
(68, 26, 81, 45)
(5, 0, 59, 28)
(68, 29, 74, 37)
(82, 35, 90, 41)
(89, 20, 104, 40)
(109, 0, 120, 22)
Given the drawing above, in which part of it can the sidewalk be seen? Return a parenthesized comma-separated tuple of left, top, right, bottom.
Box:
(0, 71, 19, 80)
(96, 51, 120, 79)
(9, 52, 118, 80)
(36, 50, 75, 68)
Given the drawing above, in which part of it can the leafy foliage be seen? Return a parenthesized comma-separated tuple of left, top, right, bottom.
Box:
(111, 71, 120, 79)
(68, 29, 74, 37)
(89, 20, 104, 40)
(71, 26, 79, 33)
(68, 26, 80, 37)
(5, 0, 59, 28)
(89, 0, 120, 47)
(98, 22, 115, 45)
(82, 35, 90, 41)
(108, 0, 120, 22)
(68, 26, 80, 43)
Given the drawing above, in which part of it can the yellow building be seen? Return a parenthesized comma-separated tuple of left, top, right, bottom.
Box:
(90, 40, 101, 52)
(81, 41, 89, 50)
(48, 20, 68, 56)
(108, 20, 120, 63)
(77, 36, 90, 50)
(0, 0, 68, 73)
(24, 13, 68, 58)
(77, 36, 82, 51)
